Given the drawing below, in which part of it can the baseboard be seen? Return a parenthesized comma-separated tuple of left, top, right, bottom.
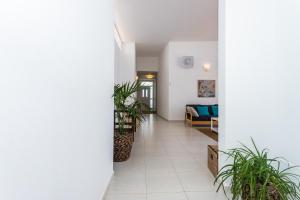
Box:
(156, 114, 168, 121)
(100, 171, 114, 200)
(156, 114, 185, 122)
(169, 119, 185, 122)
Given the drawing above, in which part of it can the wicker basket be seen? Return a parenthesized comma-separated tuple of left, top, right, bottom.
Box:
(114, 133, 133, 162)
(126, 131, 134, 143)
(242, 184, 280, 200)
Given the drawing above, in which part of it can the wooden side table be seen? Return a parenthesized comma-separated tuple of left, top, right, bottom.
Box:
(211, 117, 218, 133)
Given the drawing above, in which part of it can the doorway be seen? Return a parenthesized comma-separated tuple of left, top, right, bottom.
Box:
(137, 72, 157, 113)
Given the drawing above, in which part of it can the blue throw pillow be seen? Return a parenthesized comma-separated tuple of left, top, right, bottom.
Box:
(196, 106, 210, 116)
(211, 105, 218, 117)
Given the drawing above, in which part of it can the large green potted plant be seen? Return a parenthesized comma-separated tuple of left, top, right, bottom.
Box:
(215, 139, 300, 200)
(112, 81, 146, 162)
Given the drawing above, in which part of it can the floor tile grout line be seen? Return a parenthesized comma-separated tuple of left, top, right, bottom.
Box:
(147, 117, 182, 198)
(164, 124, 190, 200)
(165, 121, 216, 199)
(106, 115, 223, 200)
(140, 118, 149, 200)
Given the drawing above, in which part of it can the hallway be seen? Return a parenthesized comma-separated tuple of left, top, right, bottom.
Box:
(104, 115, 226, 200)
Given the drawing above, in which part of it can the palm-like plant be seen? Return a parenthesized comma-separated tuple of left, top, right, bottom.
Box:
(113, 81, 147, 135)
(215, 138, 300, 200)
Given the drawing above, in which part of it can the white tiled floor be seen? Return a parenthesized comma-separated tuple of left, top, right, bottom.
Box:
(104, 115, 227, 200)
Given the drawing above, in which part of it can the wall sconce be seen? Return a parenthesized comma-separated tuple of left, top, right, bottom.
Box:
(203, 63, 211, 72)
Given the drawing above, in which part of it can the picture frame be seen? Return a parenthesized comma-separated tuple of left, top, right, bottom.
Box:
(198, 80, 216, 97)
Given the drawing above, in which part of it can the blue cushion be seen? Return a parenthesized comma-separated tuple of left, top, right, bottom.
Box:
(196, 106, 210, 116)
(211, 105, 218, 117)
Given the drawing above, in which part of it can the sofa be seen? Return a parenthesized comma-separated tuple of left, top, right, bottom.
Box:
(185, 104, 218, 127)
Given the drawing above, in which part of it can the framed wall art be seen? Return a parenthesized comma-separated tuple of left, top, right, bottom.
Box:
(198, 80, 216, 97)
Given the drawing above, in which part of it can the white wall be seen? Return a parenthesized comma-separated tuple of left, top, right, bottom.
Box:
(114, 41, 120, 83)
(115, 42, 136, 84)
(219, 0, 300, 167)
(169, 42, 218, 120)
(158, 42, 218, 121)
(0, 1, 114, 200)
(136, 57, 160, 72)
(157, 45, 170, 119)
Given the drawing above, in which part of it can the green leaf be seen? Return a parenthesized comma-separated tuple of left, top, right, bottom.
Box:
(215, 138, 300, 200)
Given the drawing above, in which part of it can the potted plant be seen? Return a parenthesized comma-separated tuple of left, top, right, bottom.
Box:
(215, 138, 300, 200)
(112, 81, 146, 162)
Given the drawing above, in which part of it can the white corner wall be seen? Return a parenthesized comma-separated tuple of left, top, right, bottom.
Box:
(219, 0, 300, 167)
(136, 57, 160, 72)
(114, 42, 136, 84)
(158, 41, 218, 121)
(0, 1, 114, 200)
(157, 45, 170, 119)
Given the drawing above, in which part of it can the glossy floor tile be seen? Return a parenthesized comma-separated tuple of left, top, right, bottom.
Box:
(104, 115, 226, 200)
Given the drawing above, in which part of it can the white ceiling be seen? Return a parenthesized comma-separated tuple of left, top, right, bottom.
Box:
(114, 0, 218, 56)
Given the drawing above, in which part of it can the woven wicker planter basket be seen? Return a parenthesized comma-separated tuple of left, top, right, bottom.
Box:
(126, 131, 134, 143)
(242, 184, 280, 200)
(114, 133, 133, 162)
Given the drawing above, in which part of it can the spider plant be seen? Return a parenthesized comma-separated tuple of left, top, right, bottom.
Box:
(113, 81, 148, 135)
(215, 138, 300, 200)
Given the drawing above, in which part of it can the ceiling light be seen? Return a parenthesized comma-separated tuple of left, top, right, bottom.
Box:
(145, 74, 155, 79)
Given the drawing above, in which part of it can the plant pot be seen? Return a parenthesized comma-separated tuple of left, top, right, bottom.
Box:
(242, 184, 280, 200)
(126, 130, 134, 143)
(114, 133, 133, 162)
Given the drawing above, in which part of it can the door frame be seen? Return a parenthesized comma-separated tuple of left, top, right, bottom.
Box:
(137, 71, 157, 114)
